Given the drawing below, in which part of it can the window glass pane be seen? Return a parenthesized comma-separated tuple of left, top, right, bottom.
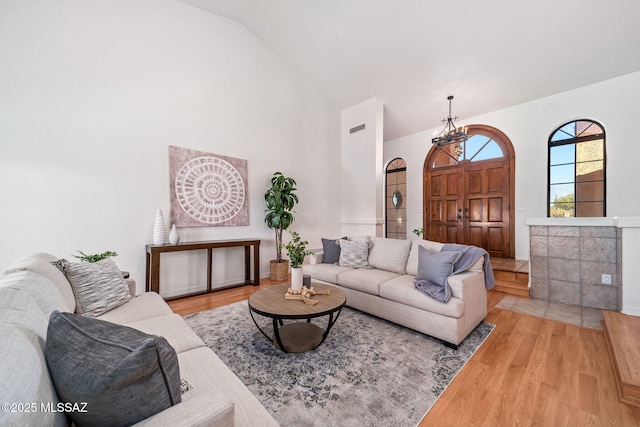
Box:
(576, 201, 604, 217)
(576, 139, 604, 162)
(549, 183, 574, 204)
(550, 164, 575, 184)
(550, 182, 575, 217)
(550, 144, 575, 165)
(576, 181, 604, 202)
(471, 140, 503, 161)
(551, 123, 575, 142)
(576, 121, 603, 137)
(432, 148, 459, 168)
(464, 135, 491, 159)
(576, 160, 604, 181)
(550, 201, 575, 217)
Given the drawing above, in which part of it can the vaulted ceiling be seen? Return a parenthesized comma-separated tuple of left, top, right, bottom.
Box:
(177, 0, 640, 140)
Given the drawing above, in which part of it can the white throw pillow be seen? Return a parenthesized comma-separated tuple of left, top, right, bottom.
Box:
(338, 240, 371, 268)
(367, 237, 412, 274)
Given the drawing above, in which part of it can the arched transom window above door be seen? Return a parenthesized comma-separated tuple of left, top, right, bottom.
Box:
(431, 130, 505, 168)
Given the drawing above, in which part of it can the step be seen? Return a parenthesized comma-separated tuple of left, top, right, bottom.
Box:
(493, 279, 530, 298)
(492, 270, 529, 298)
(602, 310, 640, 408)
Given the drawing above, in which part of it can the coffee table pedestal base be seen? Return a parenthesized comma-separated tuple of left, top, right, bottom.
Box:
(274, 323, 323, 353)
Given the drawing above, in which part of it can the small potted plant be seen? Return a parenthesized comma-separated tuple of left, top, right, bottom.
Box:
(283, 231, 312, 291)
(412, 228, 424, 238)
(73, 250, 118, 263)
(264, 172, 299, 280)
(73, 250, 128, 278)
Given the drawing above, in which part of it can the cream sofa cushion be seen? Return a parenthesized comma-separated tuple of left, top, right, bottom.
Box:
(337, 268, 399, 295)
(124, 314, 206, 354)
(367, 237, 412, 274)
(379, 275, 464, 318)
(97, 292, 173, 324)
(0, 269, 68, 318)
(0, 287, 67, 427)
(178, 347, 279, 426)
(303, 263, 352, 284)
(9, 252, 76, 312)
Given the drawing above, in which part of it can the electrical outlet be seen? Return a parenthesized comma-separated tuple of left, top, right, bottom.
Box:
(602, 274, 612, 285)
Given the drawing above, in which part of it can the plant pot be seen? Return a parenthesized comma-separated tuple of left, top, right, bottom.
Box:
(270, 259, 289, 281)
(291, 267, 304, 291)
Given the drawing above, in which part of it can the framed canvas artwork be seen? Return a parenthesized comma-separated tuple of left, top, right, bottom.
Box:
(169, 146, 248, 227)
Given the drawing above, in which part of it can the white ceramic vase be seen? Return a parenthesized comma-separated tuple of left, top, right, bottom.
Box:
(152, 210, 167, 245)
(291, 267, 304, 291)
(169, 224, 180, 245)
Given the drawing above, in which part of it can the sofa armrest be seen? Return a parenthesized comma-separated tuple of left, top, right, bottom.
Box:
(125, 278, 136, 297)
(133, 393, 235, 427)
(309, 251, 324, 265)
(447, 270, 485, 300)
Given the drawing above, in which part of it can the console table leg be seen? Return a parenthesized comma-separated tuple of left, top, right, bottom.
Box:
(207, 248, 212, 292)
(244, 246, 250, 283)
(150, 254, 160, 294)
(253, 243, 260, 286)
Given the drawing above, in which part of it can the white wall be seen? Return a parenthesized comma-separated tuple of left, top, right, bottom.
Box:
(0, 0, 341, 296)
(340, 97, 384, 237)
(384, 71, 640, 260)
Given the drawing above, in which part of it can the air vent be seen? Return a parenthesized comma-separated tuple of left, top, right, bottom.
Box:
(349, 123, 366, 134)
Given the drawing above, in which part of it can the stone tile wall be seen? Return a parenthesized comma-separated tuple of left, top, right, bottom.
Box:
(529, 225, 620, 311)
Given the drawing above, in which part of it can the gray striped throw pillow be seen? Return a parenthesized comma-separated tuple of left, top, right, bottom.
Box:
(59, 258, 131, 317)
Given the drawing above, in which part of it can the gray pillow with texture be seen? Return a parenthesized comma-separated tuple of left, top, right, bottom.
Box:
(321, 237, 345, 264)
(55, 258, 131, 317)
(415, 245, 462, 287)
(45, 310, 181, 427)
(338, 239, 371, 268)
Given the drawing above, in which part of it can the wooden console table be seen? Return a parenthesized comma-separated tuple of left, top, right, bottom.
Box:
(145, 238, 260, 300)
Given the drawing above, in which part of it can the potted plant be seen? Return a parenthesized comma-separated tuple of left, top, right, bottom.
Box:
(264, 172, 299, 280)
(283, 231, 312, 290)
(73, 250, 129, 278)
(412, 228, 424, 238)
(73, 250, 118, 263)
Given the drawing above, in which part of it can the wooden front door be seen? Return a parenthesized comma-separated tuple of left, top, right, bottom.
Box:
(424, 125, 515, 258)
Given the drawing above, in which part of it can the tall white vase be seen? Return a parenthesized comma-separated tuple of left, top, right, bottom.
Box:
(153, 210, 167, 245)
(291, 267, 304, 291)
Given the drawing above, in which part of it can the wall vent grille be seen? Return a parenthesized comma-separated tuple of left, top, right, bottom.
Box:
(349, 123, 366, 134)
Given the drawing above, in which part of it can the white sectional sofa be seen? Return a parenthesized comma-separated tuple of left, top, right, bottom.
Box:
(302, 237, 489, 347)
(0, 253, 278, 427)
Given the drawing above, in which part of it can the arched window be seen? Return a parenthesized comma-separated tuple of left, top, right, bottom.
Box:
(548, 120, 606, 217)
(385, 158, 406, 239)
(431, 133, 505, 168)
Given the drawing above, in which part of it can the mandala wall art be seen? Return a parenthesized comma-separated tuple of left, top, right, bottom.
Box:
(169, 146, 248, 227)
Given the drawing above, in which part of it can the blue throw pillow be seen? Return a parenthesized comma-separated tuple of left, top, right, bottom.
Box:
(415, 246, 462, 287)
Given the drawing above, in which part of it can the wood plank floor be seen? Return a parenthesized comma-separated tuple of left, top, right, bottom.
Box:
(168, 281, 640, 426)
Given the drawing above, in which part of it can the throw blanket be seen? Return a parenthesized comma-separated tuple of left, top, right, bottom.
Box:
(414, 244, 495, 304)
(442, 243, 495, 290)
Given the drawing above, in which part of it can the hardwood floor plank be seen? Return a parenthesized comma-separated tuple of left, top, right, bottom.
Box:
(167, 284, 640, 426)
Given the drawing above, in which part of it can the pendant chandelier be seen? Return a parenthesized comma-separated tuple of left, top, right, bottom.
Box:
(431, 95, 468, 147)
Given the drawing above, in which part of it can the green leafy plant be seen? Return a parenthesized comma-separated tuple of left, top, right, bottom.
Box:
(412, 228, 424, 237)
(73, 250, 118, 263)
(282, 231, 313, 269)
(264, 172, 299, 263)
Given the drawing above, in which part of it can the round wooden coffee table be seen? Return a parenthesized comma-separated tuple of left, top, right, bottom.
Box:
(248, 283, 346, 353)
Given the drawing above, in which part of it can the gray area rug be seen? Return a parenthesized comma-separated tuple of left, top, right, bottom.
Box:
(185, 301, 494, 427)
